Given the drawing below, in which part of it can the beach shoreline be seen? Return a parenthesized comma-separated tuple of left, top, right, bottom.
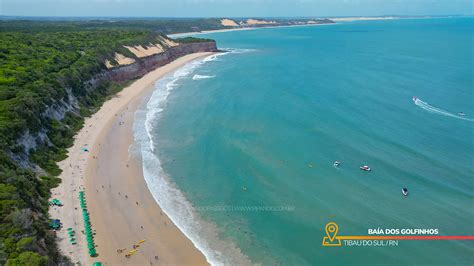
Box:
(168, 22, 338, 38)
(168, 16, 412, 38)
(49, 52, 215, 265)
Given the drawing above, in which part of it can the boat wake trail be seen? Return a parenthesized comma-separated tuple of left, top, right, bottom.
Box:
(413, 97, 473, 121)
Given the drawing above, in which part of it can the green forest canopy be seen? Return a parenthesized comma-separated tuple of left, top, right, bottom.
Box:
(0, 19, 216, 265)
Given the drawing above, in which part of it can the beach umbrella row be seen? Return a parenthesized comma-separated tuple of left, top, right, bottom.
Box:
(67, 228, 77, 245)
(78, 191, 97, 257)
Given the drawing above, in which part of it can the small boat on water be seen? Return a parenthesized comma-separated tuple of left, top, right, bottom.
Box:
(412, 96, 417, 102)
(458, 112, 465, 116)
(360, 165, 371, 171)
(333, 161, 341, 167)
(402, 188, 409, 196)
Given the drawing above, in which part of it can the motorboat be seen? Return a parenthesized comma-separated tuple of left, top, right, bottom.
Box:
(333, 161, 341, 167)
(412, 96, 417, 102)
(360, 165, 371, 171)
(402, 188, 409, 196)
(458, 112, 465, 116)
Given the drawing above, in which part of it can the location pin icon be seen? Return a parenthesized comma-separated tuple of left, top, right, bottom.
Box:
(325, 222, 338, 242)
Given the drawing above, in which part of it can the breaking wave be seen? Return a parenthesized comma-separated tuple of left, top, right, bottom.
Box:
(192, 74, 215, 80)
(133, 53, 251, 265)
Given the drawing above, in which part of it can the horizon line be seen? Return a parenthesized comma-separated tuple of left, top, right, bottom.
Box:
(0, 14, 471, 21)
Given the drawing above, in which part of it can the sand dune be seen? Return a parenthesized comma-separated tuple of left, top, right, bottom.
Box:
(221, 18, 239, 27)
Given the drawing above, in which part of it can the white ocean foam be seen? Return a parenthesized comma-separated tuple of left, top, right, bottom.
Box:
(134, 55, 251, 265)
(192, 74, 216, 80)
(414, 98, 473, 121)
(222, 48, 258, 54)
(203, 48, 256, 63)
(203, 53, 222, 62)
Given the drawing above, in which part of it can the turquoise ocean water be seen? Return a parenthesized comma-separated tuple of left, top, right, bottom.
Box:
(134, 18, 474, 265)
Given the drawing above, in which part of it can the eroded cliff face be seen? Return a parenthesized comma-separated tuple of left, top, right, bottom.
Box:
(15, 41, 218, 168)
(107, 41, 218, 82)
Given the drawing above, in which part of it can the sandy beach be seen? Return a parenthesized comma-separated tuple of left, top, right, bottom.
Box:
(49, 52, 214, 265)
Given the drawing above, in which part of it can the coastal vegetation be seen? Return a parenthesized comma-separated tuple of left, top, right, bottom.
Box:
(0, 17, 334, 34)
(0, 20, 215, 265)
(176, 37, 216, 43)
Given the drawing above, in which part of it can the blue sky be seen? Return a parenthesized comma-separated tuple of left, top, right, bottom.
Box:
(1, 0, 472, 17)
